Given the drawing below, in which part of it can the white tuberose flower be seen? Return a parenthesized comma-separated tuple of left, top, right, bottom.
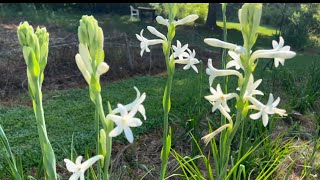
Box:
(242, 74, 264, 100)
(174, 48, 200, 73)
(107, 87, 146, 143)
(249, 36, 296, 65)
(205, 84, 238, 120)
(108, 104, 143, 143)
(64, 155, 104, 180)
(206, 58, 243, 86)
(172, 40, 189, 60)
(136, 29, 164, 57)
(248, 94, 287, 127)
(112, 86, 146, 120)
(226, 50, 244, 70)
(272, 36, 291, 67)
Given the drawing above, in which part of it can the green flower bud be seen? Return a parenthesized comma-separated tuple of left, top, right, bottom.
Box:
(36, 27, 49, 71)
(99, 129, 107, 167)
(239, 3, 263, 50)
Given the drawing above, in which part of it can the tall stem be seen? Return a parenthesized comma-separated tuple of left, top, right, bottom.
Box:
(96, 94, 113, 180)
(159, 41, 174, 180)
(34, 79, 57, 180)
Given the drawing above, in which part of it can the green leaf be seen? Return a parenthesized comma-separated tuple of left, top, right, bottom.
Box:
(162, 86, 171, 112)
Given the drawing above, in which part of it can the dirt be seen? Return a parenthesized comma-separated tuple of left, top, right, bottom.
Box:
(0, 22, 219, 104)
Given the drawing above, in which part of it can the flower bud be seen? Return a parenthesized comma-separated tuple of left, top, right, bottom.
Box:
(99, 129, 107, 166)
(204, 38, 237, 50)
(96, 62, 109, 77)
(174, 14, 199, 26)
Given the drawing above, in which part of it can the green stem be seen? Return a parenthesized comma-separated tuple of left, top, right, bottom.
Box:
(33, 79, 57, 180)
(96, 94, 113, 180)
(160, 72, 174, 180)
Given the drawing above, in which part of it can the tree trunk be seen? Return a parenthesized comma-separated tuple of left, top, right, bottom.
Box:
(206, 3, 219, 30)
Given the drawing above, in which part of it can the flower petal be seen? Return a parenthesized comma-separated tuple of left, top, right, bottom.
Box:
(76, 156, 83, 165)
(69, 171, 82, 180)
(249, 111, 262, 120)
(262, 112, 269, 127)
(127, 117, 142, 127)
(64, 159, 78, 173)
(109, 126, 123, 137)
(80, 155, 104, 172)
(124, 127, 134, 143)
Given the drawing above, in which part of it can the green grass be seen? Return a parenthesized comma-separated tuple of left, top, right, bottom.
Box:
(217, 21, 277, 37)
(0, 68, 209, 175)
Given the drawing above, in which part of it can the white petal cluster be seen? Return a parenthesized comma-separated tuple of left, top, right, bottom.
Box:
(248, 94, 287, 127)
(136, 29, 164, 57)
(107, 87, 146, 143)
(64, 155, 104, 180)
(75, 44, 109, 84)
(204, 84, 238, 120)
(249, 36, 296, 65)
(172, 40, 200, 73)
(226, 50, 244, 70)
(242, 74, 264, 100)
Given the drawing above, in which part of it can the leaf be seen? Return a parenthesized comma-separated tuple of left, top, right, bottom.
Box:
(162, 86, 171, 112)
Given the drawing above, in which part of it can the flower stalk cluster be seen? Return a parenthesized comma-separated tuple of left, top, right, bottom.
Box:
(72, 15, 147, 180)
(17, 22, 57, 179)
(201, 3, 296, 179)
(136, 3, 200, 179)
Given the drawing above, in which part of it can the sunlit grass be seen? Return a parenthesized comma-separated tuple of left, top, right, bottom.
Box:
(217, 21, 277, 36)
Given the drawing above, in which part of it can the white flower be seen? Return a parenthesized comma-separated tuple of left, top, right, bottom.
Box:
(204, 84, 238, 120)
(272, 36, 291, 67)
(248, 94, 287, 127)
(172, 40, 189, 60)
(204, 38, 238, 50)
(156, 14, 198, 27)
(206, 58, 243, 86)
(226, 50, 244, 70)
(136, 29, 164, 57)
(112, 86, 146, 120)
(64, 155, 104, 180)
(241, 74, 263, 100)
(108, 103, 144, 143)
(174, 48, 200, 73)
(249, 36, 296, 65)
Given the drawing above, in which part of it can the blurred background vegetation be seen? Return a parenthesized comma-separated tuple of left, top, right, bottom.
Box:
(0, 3, 319, 50)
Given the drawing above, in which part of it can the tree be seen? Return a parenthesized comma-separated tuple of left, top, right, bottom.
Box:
(205, 3, 219, 30)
